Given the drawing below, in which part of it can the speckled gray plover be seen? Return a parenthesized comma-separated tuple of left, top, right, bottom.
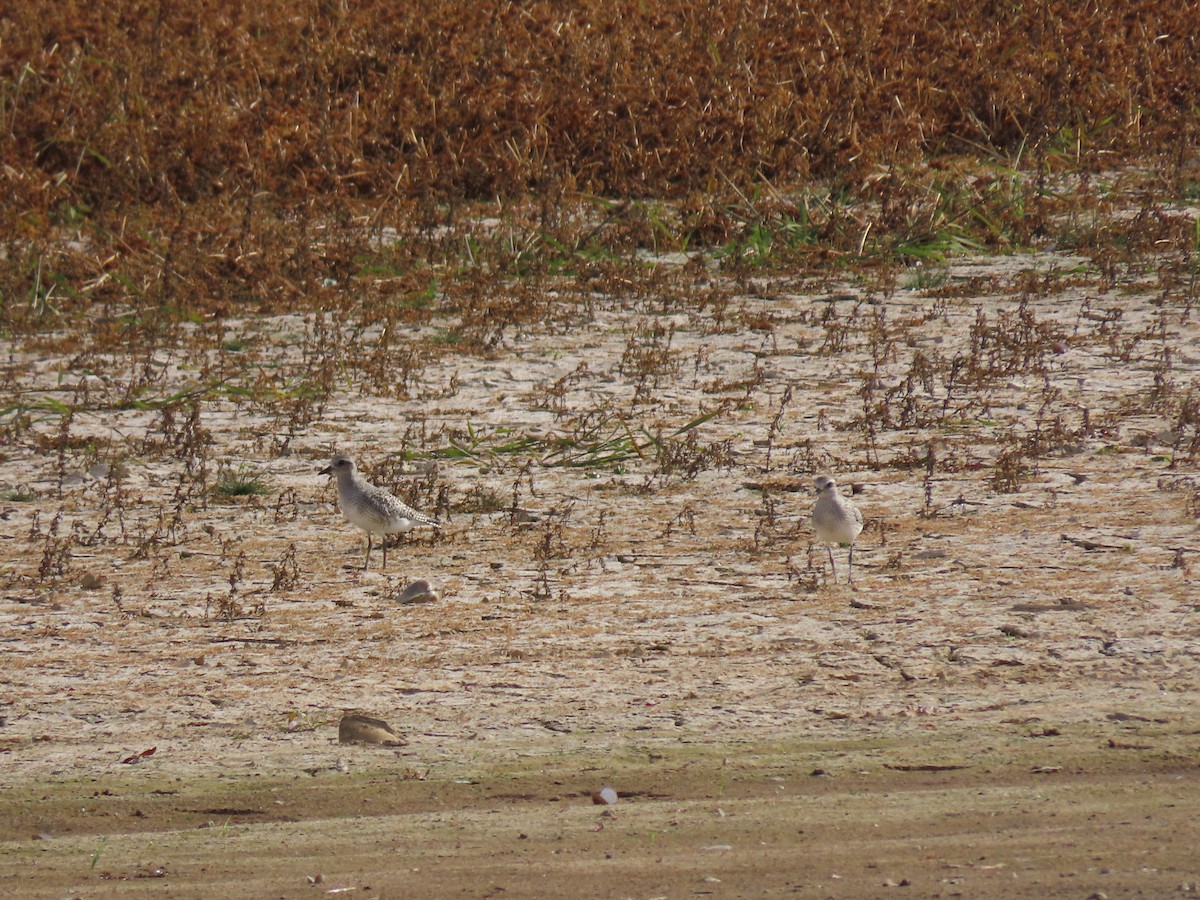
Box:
(319, 454, 439, 571)
(811, 474, 864, 583)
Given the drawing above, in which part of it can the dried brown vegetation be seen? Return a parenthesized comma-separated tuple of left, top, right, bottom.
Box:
(4, 0, 1200, 330)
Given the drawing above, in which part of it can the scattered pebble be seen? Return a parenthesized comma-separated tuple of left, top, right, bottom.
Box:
(394, 579, 438, 604)
(591, 786, 618, 805)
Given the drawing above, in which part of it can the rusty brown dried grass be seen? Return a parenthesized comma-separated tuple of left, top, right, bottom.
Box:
(3, 0, 1198, 329)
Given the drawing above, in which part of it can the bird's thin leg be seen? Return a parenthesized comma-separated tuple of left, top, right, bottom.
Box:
(848, 544, 855, 583)
(826, 546, 838, 583)
(363, 534, 372, 570)
(382, 537, 388, 572)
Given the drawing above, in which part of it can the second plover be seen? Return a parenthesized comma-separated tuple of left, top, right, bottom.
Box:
(319, 454, 439, 571)
(811, 474, 864, 583)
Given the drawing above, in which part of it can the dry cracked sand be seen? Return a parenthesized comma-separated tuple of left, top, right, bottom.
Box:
(2, 243, 1200, 897)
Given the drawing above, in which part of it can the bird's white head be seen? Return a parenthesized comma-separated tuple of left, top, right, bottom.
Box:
(814, 474, 837, 495)
(319, 454, 356, 477)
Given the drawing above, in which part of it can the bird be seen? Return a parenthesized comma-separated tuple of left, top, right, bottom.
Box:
(811, 474, 864, 583)
(319, 454, 439, 571)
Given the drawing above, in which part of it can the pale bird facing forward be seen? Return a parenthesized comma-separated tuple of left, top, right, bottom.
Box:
(811, 474, 864, 583)
(319, 454, 439, 571)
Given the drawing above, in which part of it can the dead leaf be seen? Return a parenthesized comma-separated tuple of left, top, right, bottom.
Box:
(338, 713, 406, 747)
(121, 747, 157, 764)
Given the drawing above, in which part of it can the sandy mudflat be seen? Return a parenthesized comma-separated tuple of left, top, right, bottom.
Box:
(2, 244, 1199, 896)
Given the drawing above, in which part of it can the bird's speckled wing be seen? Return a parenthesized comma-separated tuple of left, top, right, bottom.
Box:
(367, 484, 438, 527)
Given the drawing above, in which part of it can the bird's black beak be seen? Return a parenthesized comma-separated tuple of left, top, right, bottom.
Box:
(318, 465, 332, 475)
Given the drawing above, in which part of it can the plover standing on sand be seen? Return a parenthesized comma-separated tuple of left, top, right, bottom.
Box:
(811, 474, 864, 583)
(319, 454, 439, 571)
